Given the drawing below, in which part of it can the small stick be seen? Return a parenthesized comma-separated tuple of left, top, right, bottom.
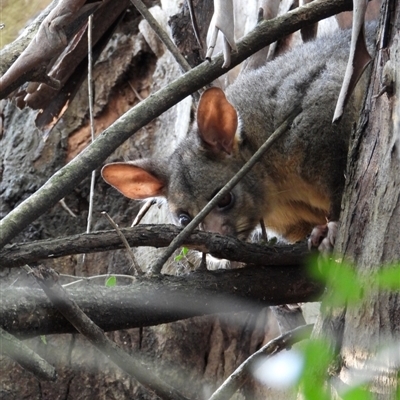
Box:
(259, 219, 267, 242)
(128, 81, 144, 101)
(152, 106, 302, 274)
(61, 273, 137, 288)
(186, 0, 203, 51)
(80, 14, 97, 268)
(130, 0, 192, 73)
(131, 199, 156, 227)
(102, 212, 143, 275)
(209, 324, 314, 400)
(199, 252, 208, 270)
(59, 198, 77, 218)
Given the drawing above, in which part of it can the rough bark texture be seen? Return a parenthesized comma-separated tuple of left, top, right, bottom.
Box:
(0, 265, 323, 338)
(0, 225, 309, 268)
(314, 2, 400, 398)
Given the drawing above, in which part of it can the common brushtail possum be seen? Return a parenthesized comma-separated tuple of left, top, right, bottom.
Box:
(102, 27, 373, 248)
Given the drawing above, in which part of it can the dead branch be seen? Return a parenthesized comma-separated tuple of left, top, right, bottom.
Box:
(130, 0, 192, 72)
(209, 324, 314, 400)
(1, 264, 323, 338)
(29, 265, 189, 399)
(0, 0, 59, 77)
(0, 0, 102, 99)
(0, 326, 57, 381)
(0, 225, 309, 269)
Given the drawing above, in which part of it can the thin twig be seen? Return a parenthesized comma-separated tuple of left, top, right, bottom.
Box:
(86, 14, 96, 235)
(186, 0, 203, 51)
(102, 212, 143, 275)
(128, 81, 144, 101)
(152, 106, 302, 274)
(131, 199, 156, 226)
(59, 198, 77, 217)
(61, 273, 137, 288)
(209, 324, 314, 400)
(130, 0, 192, 73)
(81, 14, 97, 268)
(28, 265, 189, 400)
(259, 219, 267, 241)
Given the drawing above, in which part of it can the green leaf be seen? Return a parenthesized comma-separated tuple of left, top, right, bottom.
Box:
(342, 385, 373, 400)
(308, 258, 362, 307)
(298, 339, 332, 400)
(175, 247, 189, 261)
(376, 265, 400, 290)
(40, 335, 47, 345)
(105, 276, 117, 287)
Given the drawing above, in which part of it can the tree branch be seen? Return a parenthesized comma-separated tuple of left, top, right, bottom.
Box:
(209, 324, 314, 400)
(0, 225, 309, 269)
(1, 264, 323, 338)
(29, 265, 189, 400)
(0, 0, 59, 77)
(130, 0, 192, 73)
(0, 326, 57, 381)
(0, 0, 353, 249)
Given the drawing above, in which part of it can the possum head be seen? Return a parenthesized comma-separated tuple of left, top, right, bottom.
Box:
(101, 88, 266, 240)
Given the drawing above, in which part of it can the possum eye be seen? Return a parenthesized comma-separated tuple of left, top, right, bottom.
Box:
(217, 192, 234, 210)
(178, 213, 192, 226)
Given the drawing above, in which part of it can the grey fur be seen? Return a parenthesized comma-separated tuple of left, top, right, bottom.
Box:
(105, 26, 376, 242)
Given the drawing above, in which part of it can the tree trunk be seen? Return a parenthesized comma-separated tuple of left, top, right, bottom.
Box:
(314, 2, 400, 398)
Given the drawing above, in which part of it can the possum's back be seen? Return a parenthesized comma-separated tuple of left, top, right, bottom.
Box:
(223, 27, 373, 240)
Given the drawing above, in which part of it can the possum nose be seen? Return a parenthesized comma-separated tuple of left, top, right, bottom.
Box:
(201, 217, 234, 236)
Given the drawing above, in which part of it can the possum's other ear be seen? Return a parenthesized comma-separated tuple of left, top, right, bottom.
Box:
(101, 162, 166, 199)
(196, 87, 238, 155)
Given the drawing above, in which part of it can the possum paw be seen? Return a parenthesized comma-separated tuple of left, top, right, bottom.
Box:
(308, 221, 338, 253)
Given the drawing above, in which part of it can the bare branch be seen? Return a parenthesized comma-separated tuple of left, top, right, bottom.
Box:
(0, 0, 101, 99)
(209, 324, 313, 400)
(1, 265, 323, 338)
(206, 0, 237, 67)
(101, 212, 143, 275)
(0, 0, 59, 76)
(130, 0, 192, 73)
(29, 265, 190, 400)
(333, 0, 372, 122)
(0, 326, 57, 381)
(0, 225, 309, 269)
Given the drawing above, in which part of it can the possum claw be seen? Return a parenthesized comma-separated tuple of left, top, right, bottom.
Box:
(308, 221, 338, 253)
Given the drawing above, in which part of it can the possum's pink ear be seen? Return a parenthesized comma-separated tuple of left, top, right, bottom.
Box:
(101, 162, 165, 199)
(196, 87, 238, 155)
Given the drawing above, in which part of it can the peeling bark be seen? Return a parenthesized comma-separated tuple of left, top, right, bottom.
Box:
(314, 2, 400, 397)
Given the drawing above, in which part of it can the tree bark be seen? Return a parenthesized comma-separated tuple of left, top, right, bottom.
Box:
(313, 2, 400, 398)
(1, 265, 322, 338)
(0, 224, 308, 268)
